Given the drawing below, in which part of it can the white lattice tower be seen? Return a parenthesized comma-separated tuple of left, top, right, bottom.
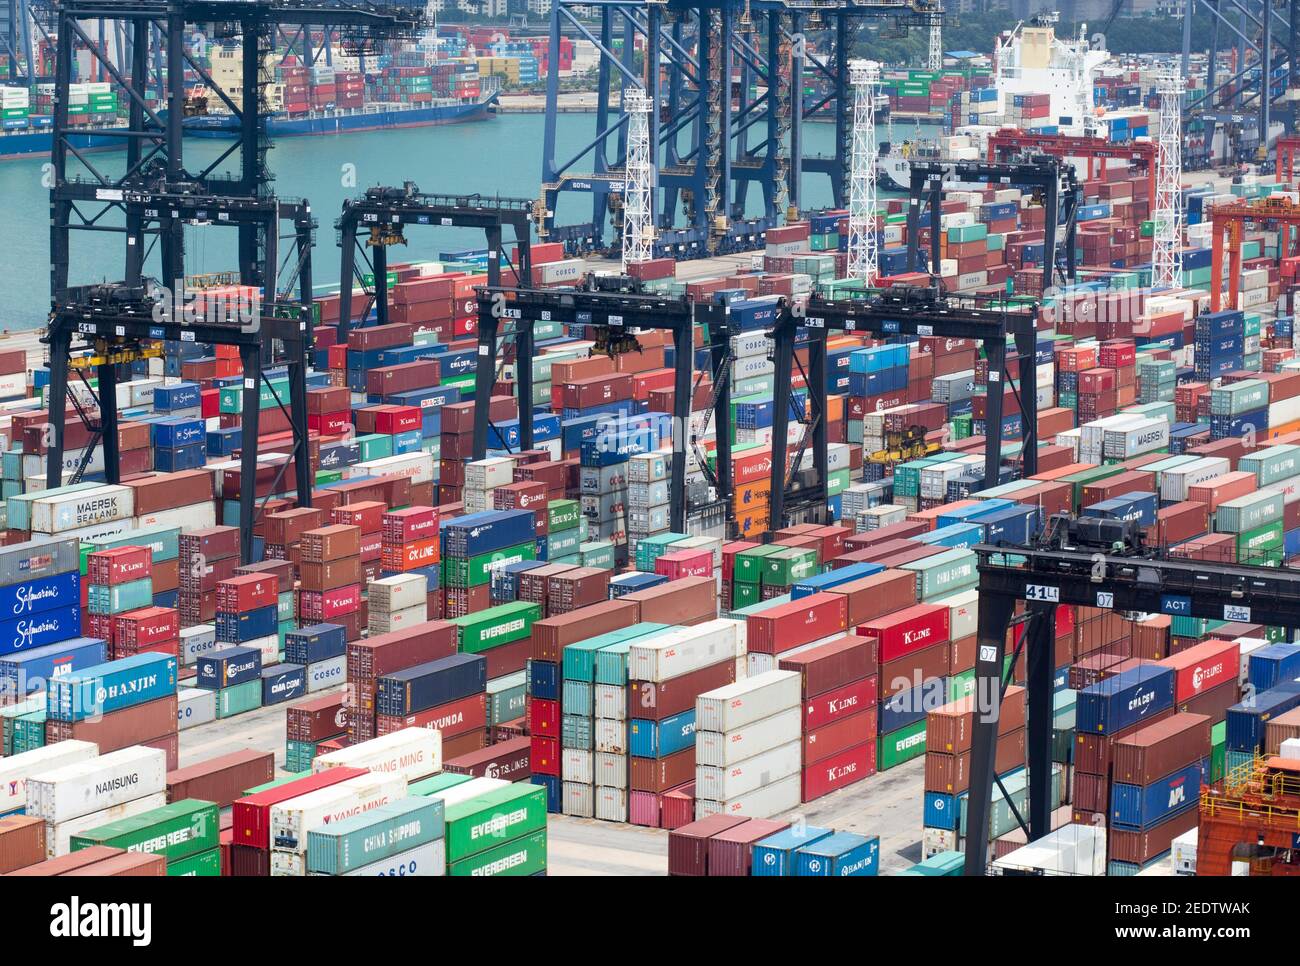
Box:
(622, 90, 655, 270)
(928, 13, 943, 72)
(1152, 68, 1184, 291)
(847, 59, 880, 285)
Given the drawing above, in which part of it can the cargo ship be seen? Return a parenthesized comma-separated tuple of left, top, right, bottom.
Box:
(181, 88, 500, 140)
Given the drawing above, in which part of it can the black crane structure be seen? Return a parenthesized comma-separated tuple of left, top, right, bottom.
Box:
(44, 1, 427, 563)
(335, 185, 536, 338)
(473, 282, 734, 534)
(764, 287, 1039, 530)
(964, 538, 1300, 875)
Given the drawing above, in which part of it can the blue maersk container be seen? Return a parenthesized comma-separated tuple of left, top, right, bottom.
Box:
(795, 831, 880, 876)
(47, 652, 178, 722)
(196, 646, 263, 691)
(791, 561, 884, 599)
(1225, 682, 1300, 752)
(376, 652, 487, 717)
(0, 570, 80, 618)
(751, 826, 835, 876)
(0, 604, 81, 657)
(1076, 664, 1175, 735)
(284, 623, 347, 665)
(1247, 643, 1300, 692)
(0, 636, 107, 696)
(629, 710, 696, 758)
(1110, 759, 1204, 830)
(262, 663, 307, 706)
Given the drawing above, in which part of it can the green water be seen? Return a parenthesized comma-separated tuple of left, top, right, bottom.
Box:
(0, 113, 840, 330)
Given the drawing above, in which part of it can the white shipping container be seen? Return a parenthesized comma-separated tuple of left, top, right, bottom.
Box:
(368, 573, 428, 614)
(135, 501, 217, 532)
(695, 705, 802, 767)
(464, 456, 514, 490)
(696, 669, 801, 733)
(695, 739, 801, 800)
(561, 748, 593, 784)
(592, 751, 625, 788)
(355, 453, 435, 486)
(246, 633, 280, 667)
(269, 772, 406, 853)
(594, 786, 627, 822)
(1280, 737, 1300, 757)
(26, 745, 166, 824)
(338, 838, 445, 876)
(594, 683, 626, 719)
(312, 727, 441, 783)
(1103, 417, 1169, 460)
(562, 781, 595, 818)
(0, 740, 98, 813)
(933, 588, 979, 640)
(180, 623, 217, 665)
(177, 687, 217, 729)
(923, 826, 957, 857)
(1170, 828, 1197, 875)
(593, 718, 626, 754)
(1269, 394, 1300, 428)
(992, 823, 1107, 876)
(627, 620, 741, 683)
(30, 485, 135, 534)
(47, 792, 167, 858)
(694, 770, 801, 820)
(368, 604, 426, 634)
(538, 258, 584, 284)
(1160, 457, 1231, 502)
(307, 655, 346, 692)
(0, 372, 26, 400)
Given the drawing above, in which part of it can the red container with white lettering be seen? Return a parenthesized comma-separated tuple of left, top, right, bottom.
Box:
(87, 546, 152, 585)
(1155, 638, 1241, 703)
(216, 573, 280, 613)
(860, 603, 951, 664)
(376, 692, 488, 737)
(801, 740, 876, 802)
(804, 707, 878, 765)
(803, 675, 879, 731)
(382, 506, 440, 544)
(654, 548, 713, 580)
(113, 607, 180, 652)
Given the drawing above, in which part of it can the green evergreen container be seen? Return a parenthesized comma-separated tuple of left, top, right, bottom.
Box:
(442, 541, 536, 587)
(448, 828, 546, 876)
(877, 718, 927, 770)
(450, 601, 540, 653)
(444, 782, 547, 863)
(70, 799, 219, 862)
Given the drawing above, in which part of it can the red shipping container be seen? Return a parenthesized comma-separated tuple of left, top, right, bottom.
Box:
(1155, 638, 1240, 703)
(860, 603, 951, 663)
(231, 767, 366, 850)
(804, 675, 879, 731)
(654, 548, 713, 580)
(377, 692, 488, 737)
(705, 818, 790, 876)
(804, 707, 878, 764)
(801, 740, 877, 801)
(529, 697, 560, 735)
(778, 634, 878, 697)
(531, 735, 560, 776)
(745, 592, 849, 655)
(667, 815, 750, 875)
(216, 573, 280, 612)
(87, 547, 152, 585)
(382, 506, 439, 543)
(113, 607, 180, 651)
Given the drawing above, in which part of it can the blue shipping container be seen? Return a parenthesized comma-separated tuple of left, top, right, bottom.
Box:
(795, 831, 880, 876)
(0, 605, 81, 657)
(1224, 682, 1300, 752)
(284, 623, 347, 666)
(751, 826, 835, 876)
(629, 710, 696, 758)
(215, 604, 278, 645)
(1110, 758, 1204, 829)
(0, 570, 80, 618)
(791, 561, 884, 599)
(1248, 643, 1300, 692)
(46, 652, 178, 722)
(263, 663, 307, 705)
(0, 636, 107, 696)
(376, 652, 487, 717)
(1076, 664, 1175, 735)
(196, 646, 263, 691)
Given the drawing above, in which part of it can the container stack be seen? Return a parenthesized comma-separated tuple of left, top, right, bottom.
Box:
(268, 768, 409, 876)
(441, 509, 535, 618)
(379, 506, 440, 612)
(71, 798, 222, 876)
(346, 622, 458, 743)
(627, 451, 672, 551)
(306, 796, 446, 876)
(298, 524, 363, 634)
(178, 527, 240, 627)
(284, 622, 348, 700)
(694, 669, 802, 820)
(284, 692, 347, 770)
(26, 744, 169, 858)
(376, 651, 488, 760)
(368, 572, 428, 636)
(196, 641, 263, 721)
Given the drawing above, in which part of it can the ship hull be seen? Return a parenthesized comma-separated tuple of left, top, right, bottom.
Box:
(0, 93, 498, 158)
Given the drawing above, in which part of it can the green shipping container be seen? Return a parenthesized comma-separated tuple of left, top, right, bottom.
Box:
(307, 796, 445, 874)
(948, 668, 975, 701)
(579, 540, 616, 569)
(410, 772, 473, 797)
(548, 499, 581, 533)
(731, 581, 761, 609)
(732, 544, 781, 583)
(450, 601, 540, 653)
(594, 642, 634, 686)
(442, 541, 536, 588)
(762, 547, 819, 586)
(70, 799, 219, 862)
(634, 532, 690, 571)
(877, 717, 927, 770)
(448, 828, 547, 876)
(902, 548, 977, 600)
(168, 848, 221, 876)
(1234, 519, 1284, 565)
(219, 377, 291, 414)
(356, 433, 393, 461)
(444, 782, 547, 863)
(561, 623, 667, 682)
(217, 679, 262, 718)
